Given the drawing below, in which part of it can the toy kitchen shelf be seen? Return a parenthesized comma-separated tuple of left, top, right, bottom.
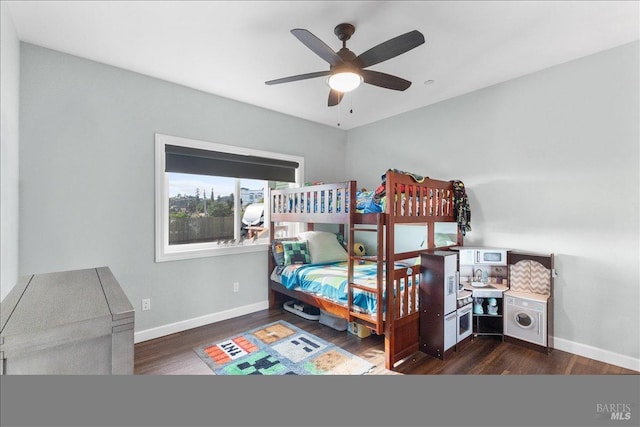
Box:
(461, 279, 509, 338)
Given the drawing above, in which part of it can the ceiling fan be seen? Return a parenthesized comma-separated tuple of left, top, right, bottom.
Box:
(265, 23, 425, 106)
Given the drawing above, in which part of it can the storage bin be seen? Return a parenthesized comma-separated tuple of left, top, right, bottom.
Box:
(348, 322, 371, 338)
(319, 310, 347, 331)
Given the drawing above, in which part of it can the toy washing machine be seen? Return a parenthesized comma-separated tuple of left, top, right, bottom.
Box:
(504, 290, 548, 347)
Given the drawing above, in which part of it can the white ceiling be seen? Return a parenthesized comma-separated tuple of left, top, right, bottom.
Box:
(6, 1, 639, 130)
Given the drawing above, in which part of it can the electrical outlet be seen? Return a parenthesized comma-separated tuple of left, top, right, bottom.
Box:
(233, 282, 239, 293)
(141, 298, 151, 311)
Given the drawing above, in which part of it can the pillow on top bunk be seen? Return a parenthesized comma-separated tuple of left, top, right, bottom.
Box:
(281, 240, 311, 265)
(435, 233, 458, 248)
(297, 231, 348, 264)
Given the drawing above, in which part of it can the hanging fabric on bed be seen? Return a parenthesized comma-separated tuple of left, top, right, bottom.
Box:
(451, 180, 472, 236)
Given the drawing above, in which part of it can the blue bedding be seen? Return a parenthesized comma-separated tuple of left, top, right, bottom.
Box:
(275, 259, 419, 314)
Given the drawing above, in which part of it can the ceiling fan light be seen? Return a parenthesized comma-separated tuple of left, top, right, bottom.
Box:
(328, 72, 363, 92)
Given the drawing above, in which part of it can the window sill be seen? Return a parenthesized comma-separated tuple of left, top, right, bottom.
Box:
(156, 241, 269, 262)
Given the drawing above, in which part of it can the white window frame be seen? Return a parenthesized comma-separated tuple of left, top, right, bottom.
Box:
(155, 133, 304, 262)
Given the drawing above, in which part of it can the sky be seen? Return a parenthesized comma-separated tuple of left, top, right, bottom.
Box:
(168, 173, 265, 198)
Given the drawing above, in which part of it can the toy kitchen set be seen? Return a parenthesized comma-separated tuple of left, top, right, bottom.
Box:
(419, 247, 555, 361)
(458, 247, 510, 338)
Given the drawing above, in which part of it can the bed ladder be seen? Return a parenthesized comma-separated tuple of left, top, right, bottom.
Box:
(347, 213, 385, 335)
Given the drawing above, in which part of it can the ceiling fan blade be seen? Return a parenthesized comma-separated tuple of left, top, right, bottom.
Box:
(328, 89, 344, 107)
(362, 70, 412, 91)
(265, 70, 331, 85)
(291, 29, 344, 67)
(354, 30, 425, 69)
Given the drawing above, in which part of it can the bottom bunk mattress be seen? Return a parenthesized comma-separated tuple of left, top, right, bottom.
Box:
(270, 259, 419, 315)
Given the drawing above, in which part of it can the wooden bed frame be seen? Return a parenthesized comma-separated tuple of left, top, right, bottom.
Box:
(267, 171, 462, 370)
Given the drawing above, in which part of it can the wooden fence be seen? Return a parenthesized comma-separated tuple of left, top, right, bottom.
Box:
(169, 216, 234, 245)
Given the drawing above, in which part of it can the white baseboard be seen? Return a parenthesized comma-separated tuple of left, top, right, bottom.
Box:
(134, 300, 269, 344)
(552, 336, 640, 372)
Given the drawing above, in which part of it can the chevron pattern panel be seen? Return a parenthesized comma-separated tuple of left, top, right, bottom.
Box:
(509, 260, 550, 296)
(529, 261, 551, 295)
(509, 261, 531, 292)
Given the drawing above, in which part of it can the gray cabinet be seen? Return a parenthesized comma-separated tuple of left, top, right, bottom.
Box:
(0, 267, 134, 374)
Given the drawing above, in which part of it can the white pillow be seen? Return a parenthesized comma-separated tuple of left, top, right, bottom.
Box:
(297, 231, 348, 264)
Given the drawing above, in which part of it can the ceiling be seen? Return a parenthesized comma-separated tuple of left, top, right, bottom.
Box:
(6, 1, 639, 130)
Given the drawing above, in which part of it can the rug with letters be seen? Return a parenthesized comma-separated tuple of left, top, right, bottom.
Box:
(193, 320, 374, 375)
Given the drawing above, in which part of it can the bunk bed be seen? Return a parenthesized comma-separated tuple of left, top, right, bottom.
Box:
(267, 170, 463, 370)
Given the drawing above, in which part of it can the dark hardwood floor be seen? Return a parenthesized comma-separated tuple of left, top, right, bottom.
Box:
(134, 308, 638, 375)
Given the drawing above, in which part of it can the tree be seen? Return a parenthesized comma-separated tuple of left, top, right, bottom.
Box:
(169, 210, 188, 219)
(203, 189, 208, 215)
(210, 200, 232, 217)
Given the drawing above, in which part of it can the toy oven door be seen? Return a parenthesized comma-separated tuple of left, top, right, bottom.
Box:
(457, 304, 473, 342)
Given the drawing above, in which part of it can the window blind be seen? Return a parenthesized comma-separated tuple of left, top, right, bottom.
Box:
(165, 144, 299, 182)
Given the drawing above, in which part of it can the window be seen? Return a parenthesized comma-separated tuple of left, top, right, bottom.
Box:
(155, 134, 303, 262)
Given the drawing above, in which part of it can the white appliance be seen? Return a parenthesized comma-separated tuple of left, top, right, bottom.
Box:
(442, 254, 458, 350)
(459, 248, 508, 266)
(456, 304, 473, 342)
(443, 257, 458, 316)
(504, 291, 548, 347)
(444, 311, 457, 351)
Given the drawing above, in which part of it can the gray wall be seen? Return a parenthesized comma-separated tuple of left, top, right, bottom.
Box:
(18, 43, 347, 333)
(0, 2, 20, 301)
(346, 42, 639, 360)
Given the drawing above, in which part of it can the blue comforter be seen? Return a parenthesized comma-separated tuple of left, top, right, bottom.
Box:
(276, 259, 419, 314)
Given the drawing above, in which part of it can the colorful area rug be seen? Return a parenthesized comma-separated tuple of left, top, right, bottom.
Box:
(194, 320, 374, 375)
